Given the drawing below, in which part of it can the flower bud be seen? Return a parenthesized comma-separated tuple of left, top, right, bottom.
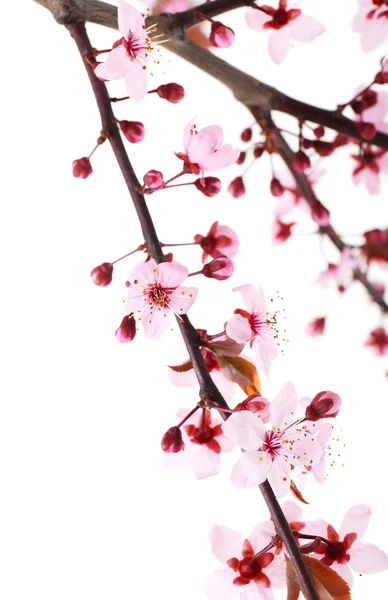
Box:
(241, 128, 252, 142)
(270, 177, 284, 197)
(228, 176, 245, 198)
(253, 145, 264, 159)
(333, 133, 349, 148)
(313, 140, 335, 157)
(292, 150, 311, 173)
(90, 262, 113, 286)
(375, 71, 388, 84)
(209, 21, 235, 48)
(119, 120, 145, 143)
(143, 169, 164, 190)
(310, 199, 330, 226)
(161, 426, 185, 453)
(72, 157, 92, 179)
(272, 219, 295, 244)
(236, 151, 246, 165)
(202, 256, 234, 280)
(156, 83, 185, 103)
(194, 177, 222, 197)
(115, 314, 136, 342)
(234, 394, 270, 423)
(305, 317, 326, 337)
(305, 391, 342, 421)
(356, 121, 376, 141)
(314, 126, 325, 138)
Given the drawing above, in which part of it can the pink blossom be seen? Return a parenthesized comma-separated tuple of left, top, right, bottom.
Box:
(248, 501, 306, 556)
(234, 394, 271, 424)
(352, 0, 388, 52)
(226, 285, 277, 376)
(272, 218, 295, 244)
(94, 1, 161, 103)
(222, 382, 322, 497)
(315, 248, 357, 289)
(176, 118, 240, 175)
(203, 256, 235, 280)
(245, 0, 325, 64)
(304, 505, 388, 587)
(194, 222, 240, 264)
(90, 262, 114, 286)
(209, 21, 235, 48)
(305, 316, 326, 337)
(125, 258, 197, 338)
(364, 327, 388, 356)
(352, 145, 388, 194)
(206, 524, 286, 600)
(305, 391, 342, 422)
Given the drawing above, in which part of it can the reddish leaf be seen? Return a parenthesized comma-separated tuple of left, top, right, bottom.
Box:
(208, 338, 245, 357)
(217, 355, 261, 394)
(168, 360, 193, 373)
(286, 558, 301, 600)
(286, 557, 351, 600)
(290, 480, 309, 505)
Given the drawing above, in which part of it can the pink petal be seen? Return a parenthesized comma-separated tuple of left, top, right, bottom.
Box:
(211, 369, 236, 402)
(349, 542, 388, 574)
(268, 29, 291, 64)
(253, 336, 277, 377)
(303, 519, 330, 539)
(283, 431, 322, 466)
(209, 525, 244, 563)
(226, 314, 252, 344)
(269, 382, 298, 430)
(311, 456, 326, 483)
(245, 7, 271, 32)
(230, 450, 272, 488)
(128, 257, 157, 287)
(168, 285, 198, 314)
(168, 366, 197, 387)
(183, 117, 196, 154)
(186, 444, 221, 479)
(331, 563, 353, 588)
(240, 582, 274, 600)
(157, 261, 189, 288)
(188, 126, 224, 163)
(233, 284, 264, 313)
(125, 286, 148, 313)
(354, 169, 380, 194)
(141, 305, 170, 339)
(205, 568, 237, 600)
(339, 505, 371, 539)
(265, 556, 287, 589)
(267, 455, 291, 498)
(249, 521, 276, 553)
(201, 145, 241, 172)
(217, 432, 236, 452)
(282, 500, 303, 524)
(95, 45, 132, 81)
(118, 0, 144, 37)
(379, 155, 388, 173)
(288, 15, 325, 43)
(360, 21, 388, 52)
(124, 60, 148, 103)
(214, 224, 240, 258)
(222, 411, 266, 450)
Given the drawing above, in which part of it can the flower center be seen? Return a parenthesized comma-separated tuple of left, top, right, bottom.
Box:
(147, 284, 170, 308)
(261, 430, 283, 458)
(193, 425, 213, 443)
(323, 541, 350, 565)
(273, 8, 288, 26)
(124, 32, 148, 59)
(238, 557, 260, 580)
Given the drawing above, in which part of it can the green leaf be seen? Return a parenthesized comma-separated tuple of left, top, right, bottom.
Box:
(216, 355, 261, 394)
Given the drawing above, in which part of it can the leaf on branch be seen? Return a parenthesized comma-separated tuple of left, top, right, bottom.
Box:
(208, 338, 245, 357)
(290, 479, 309, 505)
(216, 355, 261, 394)
(286, 557, 351, 600)
(168, 360, 193, 373)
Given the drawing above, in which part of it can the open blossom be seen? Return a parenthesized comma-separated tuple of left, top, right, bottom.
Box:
(94, 1, 162, 103)
(176, 118, 240, 175)
(206, 524, 285, 600)
(226, 285, 277, 376)
(352, 145, 388, 194)
(125, 258, 197, 339)
(222, 383, 322, 497)
(248, 501, 306, 556)
(195, 222, 239, 263)
(364, 326, 388, 356)
(304, 505, 388, 587)
(245, 0, 325, 64)
(315, 248, 357, 290)
(352, 0, 388, 51)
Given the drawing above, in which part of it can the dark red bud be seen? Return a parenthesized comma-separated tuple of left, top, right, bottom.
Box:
(241, 128, 253, 142)
(194, 177, 222, 197)
(202, 256, 234, 280)
(310, 199, 330, 226)
(236, 151, 246, 165)
(302, 139, 314, 150)
(156, 83, 185, 103)
(375, 71, 388, 84)
(292, 150, 311, 173)
(313, 126, 325, 138)
(90, 262, 113, 286)
(313, 140, 335, 157)
(228, 176, 245, 198)
(161, 426, 185, 453)
(115, 314, 136, 342)
(305, 391, 342, 421)
(305, 317, 326, 337)
(119, 120, 145, 143)
(356, 121, 376, 141)
(333, 133, 349, 147)
(253, 146, 264, 159)
(72, 157, 93, 179)
(270, 177, 284, 197)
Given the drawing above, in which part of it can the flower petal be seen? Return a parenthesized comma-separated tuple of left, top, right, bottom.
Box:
(233, 284, 265, 313)
(288, 15, 325, 43)
(349, 542, 388, 574)
(157, 261, 189, 288)
(183, 117, 196, 153)
(339, 505, 372, 539)
(209, 525, 244, 564)
(267, 456, 291, 498)
(240, 581, 274, 600)
(226, 314, 252, 344)
(124, 60, 148, 103)
(265, 556, 287, 588)
(118, 0, 145, 37)
(222, 411, 267, 450)
(128, 258, 157, 288)
(245, 7, 271, 32)
(268, 29, 291, 64)
(141, 305, 170, 339)
(331, 563, 353, 588)
(188, 126, 224, 163)
(186, 443, 221, 479)
(269, 382, 298, 430)
(201, 145, 240, 172)
(230, 451, 271, 488)
(249, 521, 275, 553)
(169, 286, 198, 314)
(205, 568, 237, 600)
(95, 45, 132, 81)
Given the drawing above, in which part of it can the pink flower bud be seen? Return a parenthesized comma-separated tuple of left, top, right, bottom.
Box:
(161, 426, 185, 453)
(143, 170, 164, 190)
(234, 395, 270, 423)
(119, 120, 145, 143)
(194, 177, 222, 197)
(228, 176, 245, 198)
(313, 140, 335, 157)
(305, 317, 326, 337)
(156, 83, 185, 103)
(310, 199, 330, 226)
(90, 262, 113, 286)
(333, 134, 349, 148)
(270, 177, 284, 197)
(272, 219, 295, 243)
(375, 71, 388, 84)
(236, 151, 246, 165)
(241, 128, 252, 142)
(115, 314, 136, 342)
(209, 21, 235, 48)
(292, 150, 311, 173)
(314, 126, 325, 138)
(305, 391, 342, 421)
(356, 121, 376, 141)
(202, 256, 234, 280)
(72, 157, 93, 179)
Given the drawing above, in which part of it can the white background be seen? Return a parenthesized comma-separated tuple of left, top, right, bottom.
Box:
(1, 0, 388, 598)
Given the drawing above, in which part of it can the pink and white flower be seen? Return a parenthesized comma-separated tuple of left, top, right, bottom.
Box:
(304, 505, 388, 587)
(352, 0, 388, 52)
(352, 145, 388, 194)
(245, 0, 325, 64)
(315, 248, 357, 289)
(94, 1, 163, 103)
(194, 222, 240, 264)
(125, 258, 197, 339)
(226, 285, 278, 376)
(206, 524, 286, 600)
(222, 383, 322, 497)
(248, 501, 306, 556)
(176, 119, 240, 175)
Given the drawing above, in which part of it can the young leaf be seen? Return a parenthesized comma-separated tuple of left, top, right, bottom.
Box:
(303, 556, 351, 600)
(216, 355, 261, 394)
(168, 360, 193, 373)
(290, 479, 309, 505)
(208, 338, 245, 357)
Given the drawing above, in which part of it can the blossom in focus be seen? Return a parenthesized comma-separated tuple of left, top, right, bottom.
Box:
(234, 394, 271, 424)
(315, 248, 357, 290)
(364, 327, 388, 356)
(305, 391, 342, 422)
(125, 258, 197, 338)
(304, 505, 388, 587)
(226, 285, 278, 376)
(209, 21, 235, 48)
(245, 0, 325, 64)
(176, 118, 240, 175)
(352, 145, 388, 194)
(202, 256, 234, 280)
(194, 222, 240, 263)
(248, 500, 306, 556)
(352, 0, 388, 52)
(222, 382, 322, 497)
(72, 157, 93, 179)
(206, 524, 286, 600)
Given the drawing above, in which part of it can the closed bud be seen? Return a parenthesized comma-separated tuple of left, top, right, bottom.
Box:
(161, 426, 185, 453)
(314, 126, 325, 138)
(333, 133, 349, 147)
(272, 219, 295, 243)
(310, 199, 330, 226)
(356, 121, 376, 141)
(115, 314, 136, 342)
(234, 395, 270, 422)
(72, 157, 93, 179)
(313, 140, 335, 156)
(305, 317, 326, 337)
(119, 120, 145, 143)
(292, 150, 311, 173)
(253, 145, 264, 159)
(143, 169, 164, 190)
(241, 128, 252, 142)
(228, 176, 245, 198)
(156, 83, 185, 103)
(270, 177, 284, 197)
(236, 151, 246, 165)
(90, 262, 113, 286)
(194, 177, 222, 197)
(209, 21, 235, 48)
(305, 391, 342, 421)
(202, 256, 234, 280)
(375, 70, 388, 84)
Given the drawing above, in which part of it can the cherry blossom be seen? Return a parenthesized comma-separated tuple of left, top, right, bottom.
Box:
(304, 505, 388, 587)
(176, 119, 240, 175)
(352, 0, 388, 52)
(305, 316, 326, 337)
(248, 501, 306, 556)
(206, 524, 285, 600)
(94, 1, 163, 103)
(364, 326, 388, 356)
(352, 145, 388, 194)
(125, 258, 197, 338)
(315, 248, 357, 290)
(245, 1, 325, 64)
(194, 222, 240, 263)
(226, 285, 277, 376)
(222, 382, 322, 497)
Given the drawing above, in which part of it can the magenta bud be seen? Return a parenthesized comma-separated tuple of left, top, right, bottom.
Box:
(356, 121, 376, 141)
(314, 126, 325, 138)
(270, 177, 284, 197)
(119, 120, 145, 143)
(313, 140, 335, 156)
(202, 256, 234, 280)
(310, 199, 330, 226)
(156, 83, 185, 103)
(292, 150, 311, 173)
(115, 314, 136, 342)
(375, 71, 388, 84)
(305, 391, 342, 421)
(333, 134, 349, 148)
(209, 21, 235, 48)
(305, 317, 326, 337)
(253, 145, 264, 159)
(161, 426, 185, 453)
(143, 169, 164, 190)
(90, 262, 113, 286)
(272, 219, 295, 243)
(241, 128, 252, 142)
(236, 151, 246, 165)
(72, 157, 93, 179)
(228, 176, 245, 198)
(194, 177, 222, 197)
